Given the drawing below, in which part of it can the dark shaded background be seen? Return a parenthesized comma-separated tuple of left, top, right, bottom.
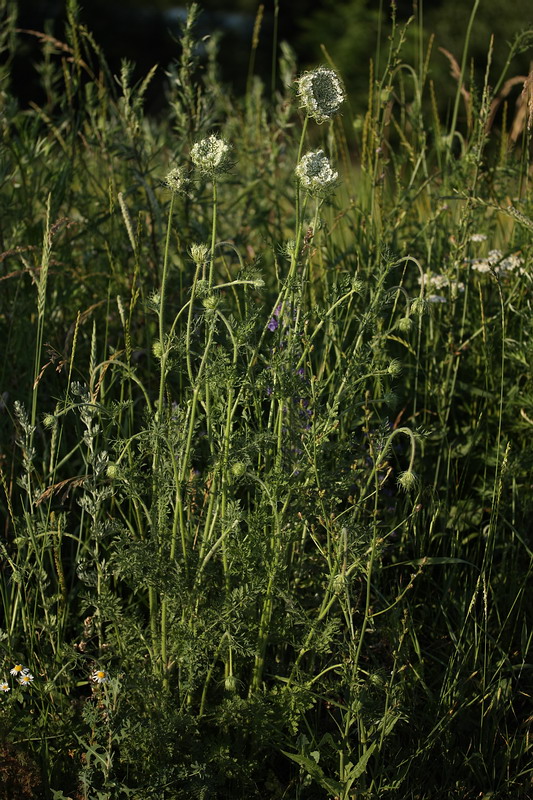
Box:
(9, 0, 533, 115)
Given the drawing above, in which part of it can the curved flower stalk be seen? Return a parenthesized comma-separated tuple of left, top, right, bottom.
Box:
(295, 66, 345, 123)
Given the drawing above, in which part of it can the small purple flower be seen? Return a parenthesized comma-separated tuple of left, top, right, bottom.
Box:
(267, 304, 283, 332)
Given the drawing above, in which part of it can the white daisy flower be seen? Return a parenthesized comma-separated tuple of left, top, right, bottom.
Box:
(296, 66, 345, 123)
(18, 672, 34, 686)
(91, 669, 109, 684)
(295, 149, 338, 195)
(0, 681, 10, 692)
(10, 664, 28, 677)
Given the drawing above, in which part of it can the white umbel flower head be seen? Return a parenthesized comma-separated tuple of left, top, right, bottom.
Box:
(295, 149, 338, 195)
(164, 166, 185, 194)
(191, 134, 231, 176)
(296, 66, 345, 123)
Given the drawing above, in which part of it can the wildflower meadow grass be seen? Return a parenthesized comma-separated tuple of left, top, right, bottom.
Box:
(0, 1, 532, 798)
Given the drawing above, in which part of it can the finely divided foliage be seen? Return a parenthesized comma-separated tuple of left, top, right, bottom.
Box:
(0, 2, 532, 799)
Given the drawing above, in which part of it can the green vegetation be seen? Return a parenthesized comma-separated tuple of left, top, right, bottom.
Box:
(0, 2, 532, 798)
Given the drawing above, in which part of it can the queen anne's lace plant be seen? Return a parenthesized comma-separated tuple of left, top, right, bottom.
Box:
(191, 134, 231, 176)
(296, 66, 345, 123)
(164, 167, 185, 193)
(295, 150, 338, 195)
(471, 249, 524, 275)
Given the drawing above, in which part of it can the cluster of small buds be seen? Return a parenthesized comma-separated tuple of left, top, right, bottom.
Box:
(191, 134, 231, 176)
(388, 359, 402, 377)
(469, 233, 487, 242)
(397, 470, 418, 492)
(163, 166, 185, 194)
(295, 66, 345, 123)
(189, 243, 210, 265)
(397, 316, 413, 333)
(471, 249, 524, 275)
(295, 150, 338, 195)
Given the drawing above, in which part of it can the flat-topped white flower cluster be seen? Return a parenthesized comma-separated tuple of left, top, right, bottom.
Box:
(471, 249, 524, 275)
(191, 134, 232, 176)
(295, 149, 338, 195)
(296, 66, 345, 123)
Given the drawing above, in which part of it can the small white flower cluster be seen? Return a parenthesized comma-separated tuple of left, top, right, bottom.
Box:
(164, 166, 185, 194)
(471, 249, 524, 275)
(191, 134, 231, 176)
(470, 233, 487, 242)
(295, 149, 338, 195)
(296, 66, 345, 123)
(418, 273, 465, 303)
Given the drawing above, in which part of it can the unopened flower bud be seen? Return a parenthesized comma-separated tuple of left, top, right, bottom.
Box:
(397, 470, 418, 492)
(397, 316, 413, 333)
(332, 574, 347, 594)
(202, 295, 219, 312)
(411, 297, 427, 316)
(106, 463, 119, 479)
(190, 243, 210, 265)
(388, 359, 402, 377)
(231, 461, 246, 479)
